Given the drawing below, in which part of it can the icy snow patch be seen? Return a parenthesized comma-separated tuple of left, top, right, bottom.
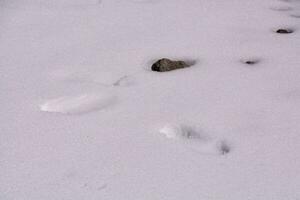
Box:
(40, 93, 115, 114)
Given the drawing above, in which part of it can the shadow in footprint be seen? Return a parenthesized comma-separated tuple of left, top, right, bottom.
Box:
(274, 28, 295, 34)
(217, 140, 231, 155)
(290, 14, 300, 18)
(270, 6, 293, 11)
(159, 124, 204, 140)
(131, 0, 160, 4)
(159, 124, 232, 156)
(240, 58, 261, 66)
(278, 0, 295, 2)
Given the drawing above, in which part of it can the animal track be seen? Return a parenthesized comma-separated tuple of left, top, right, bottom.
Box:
(240, 58, 261, 66)
(217, 140, 231, 155)
(290, 14, 300, 18)
(131, 0, 160, 4)
(159, 124, 231, 156)
(270, 5, 293, 11)
(159, 124, 202, 140)
(275, 28, 294, 33)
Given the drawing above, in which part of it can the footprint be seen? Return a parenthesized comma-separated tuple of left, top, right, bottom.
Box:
(159, 124, 202, 140)
(270, 5, 293, 11)
(290, 14, 300, 18)
(131, 0, 160, 4)
(275, 28, 295, 33)
(217, 140, 231, 155)
(278, 0, 300, 2)
(40, 93, 115, 115)
(159, 124, 231, 156)
(240, 58, 261, 66)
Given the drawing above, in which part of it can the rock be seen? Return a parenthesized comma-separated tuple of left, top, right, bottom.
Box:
(276, 29, 293, 34)
(151, 58, 189, 72)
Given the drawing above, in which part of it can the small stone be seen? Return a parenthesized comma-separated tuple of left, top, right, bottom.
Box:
(276, 29, 294, 34)
(151, 58, 189, 72)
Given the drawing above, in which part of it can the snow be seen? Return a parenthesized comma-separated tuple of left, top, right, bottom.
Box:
(159, 124, 200, 140)
(159, 124, 230, 155)
(39, 93, 115, 114)
(1, 0, 300, 199)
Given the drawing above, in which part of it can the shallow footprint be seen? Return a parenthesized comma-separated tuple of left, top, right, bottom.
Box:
(270, 5, 293, 11)
(159, 124, 231, 156)
(290, 14, 300, 18)
(240, 57, 261, 66)
(131, 0, 160, 3)
(40, 93, 115, 115)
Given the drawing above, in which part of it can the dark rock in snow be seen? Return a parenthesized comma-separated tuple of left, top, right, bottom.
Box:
(151, 58, 189, 72)
(276, 29, 294, 34)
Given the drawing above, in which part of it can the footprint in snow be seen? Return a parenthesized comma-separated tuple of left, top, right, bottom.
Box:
(40, 93, 115, 115)
(278, 0, 298, 3)
(270, 5, 293, 11)
(290, 14, 300, 18)
(274, 28, 295, 34)
(131, 0, 160, 4)
(159, 124, 231, 156)
(240, 57, 261, 66)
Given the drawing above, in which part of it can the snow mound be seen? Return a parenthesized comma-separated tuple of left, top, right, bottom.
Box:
(39, 93, 115, 114)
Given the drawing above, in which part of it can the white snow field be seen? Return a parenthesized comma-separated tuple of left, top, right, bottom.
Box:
(1, 0, 300, 199)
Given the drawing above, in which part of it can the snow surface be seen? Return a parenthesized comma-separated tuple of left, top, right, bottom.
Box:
(1, 0, 300, 199)
(39, 93, 115, 114)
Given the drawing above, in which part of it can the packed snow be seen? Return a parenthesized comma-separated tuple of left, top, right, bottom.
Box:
(39, 93, 115, 114)
(1, 0, 300, 199)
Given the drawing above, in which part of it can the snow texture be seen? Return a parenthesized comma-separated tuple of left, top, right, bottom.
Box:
(1, 0, 300, 199)
(40, 93, 115, 114)
(159, 124, 231, 155)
